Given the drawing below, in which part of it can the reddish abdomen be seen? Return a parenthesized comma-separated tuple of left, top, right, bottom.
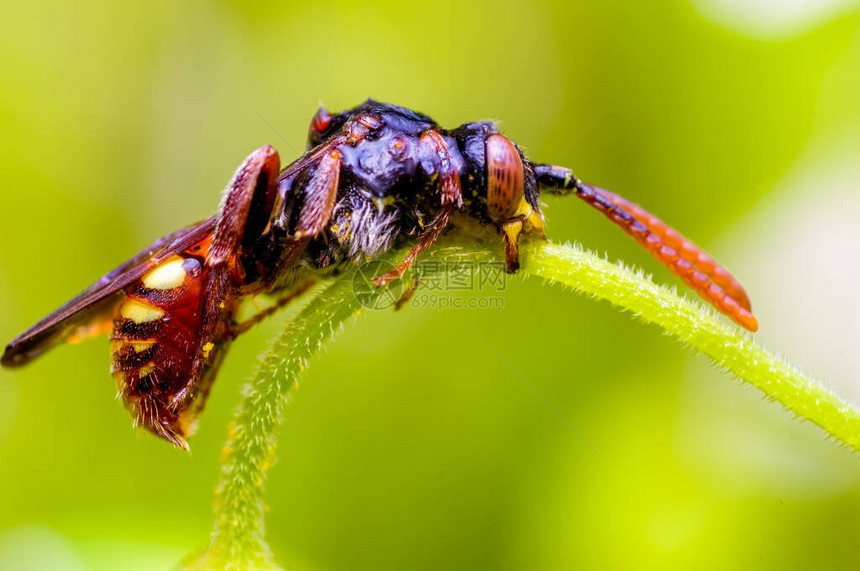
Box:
(109, 241, 213, 444)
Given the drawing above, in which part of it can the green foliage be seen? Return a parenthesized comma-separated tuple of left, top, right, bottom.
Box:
(190, 240, 860, 569)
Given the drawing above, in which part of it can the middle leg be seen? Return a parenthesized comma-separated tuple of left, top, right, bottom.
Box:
(372, 130, 464, 287)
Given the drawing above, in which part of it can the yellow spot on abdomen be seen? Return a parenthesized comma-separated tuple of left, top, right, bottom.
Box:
(111, 340, 155, 353)
(121, 299, 165, 323)
(143, 257, 187, 290)
(138, 363, 156, 378)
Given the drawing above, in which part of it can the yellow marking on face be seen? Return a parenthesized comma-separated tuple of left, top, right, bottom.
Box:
(501, 218, 524, 244)
(510, 196, 545, 236)
(121, 299, 165, 323)
(143, 257, 187, 290)
(138, 363, 155, 378)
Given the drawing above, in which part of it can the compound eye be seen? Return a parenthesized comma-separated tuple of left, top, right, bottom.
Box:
(486, 134, 525, 221)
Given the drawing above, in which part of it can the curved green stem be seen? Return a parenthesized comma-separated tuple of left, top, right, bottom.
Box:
(190, 239, 860, 569)
(521, 240, 860, 449)
(189, 274, 366, 570)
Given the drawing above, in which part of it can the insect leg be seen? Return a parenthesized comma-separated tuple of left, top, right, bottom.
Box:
(170, 146, 282, 411)
(238, 146, 346, 298)
(373, 130, 463, 287)
(534, 164, 757, 331)
(419, 130, 464, 209)
(246, 147, 344, 291)
(229, 279, 318, 338)
(294, 149, 343, 239)
(394, 275, 422, 311)
(167, 263, 230, 411)
(210, 146, 281, 265)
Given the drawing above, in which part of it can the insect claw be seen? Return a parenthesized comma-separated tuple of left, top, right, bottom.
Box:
(394, 276, 422, 310)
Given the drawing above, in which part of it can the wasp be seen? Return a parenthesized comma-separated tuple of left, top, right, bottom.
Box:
(1, 100, 757, 449)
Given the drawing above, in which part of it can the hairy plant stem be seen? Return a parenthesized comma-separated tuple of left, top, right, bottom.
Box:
(191, 239, 860, 569)
(190, 275, 366, 570)
(521, 240, 860, 449)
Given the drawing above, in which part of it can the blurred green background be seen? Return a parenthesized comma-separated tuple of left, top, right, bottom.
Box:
(2, 1, 860, 569)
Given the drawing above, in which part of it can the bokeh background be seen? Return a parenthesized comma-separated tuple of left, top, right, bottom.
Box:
(1, 1, 860, 569)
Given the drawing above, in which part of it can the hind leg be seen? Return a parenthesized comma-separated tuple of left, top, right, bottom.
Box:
(170, 146, 283, 412)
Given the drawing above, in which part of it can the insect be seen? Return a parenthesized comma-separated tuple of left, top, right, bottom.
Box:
(1, 100, 757, 449)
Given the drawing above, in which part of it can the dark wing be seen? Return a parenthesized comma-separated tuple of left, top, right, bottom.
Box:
(2, 217, 217, 368)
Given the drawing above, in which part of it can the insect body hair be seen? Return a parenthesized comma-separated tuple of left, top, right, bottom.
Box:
(329, 193, 400, 262)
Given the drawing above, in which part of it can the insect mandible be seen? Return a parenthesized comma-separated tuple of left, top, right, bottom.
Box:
(1, 99, 757, 449)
